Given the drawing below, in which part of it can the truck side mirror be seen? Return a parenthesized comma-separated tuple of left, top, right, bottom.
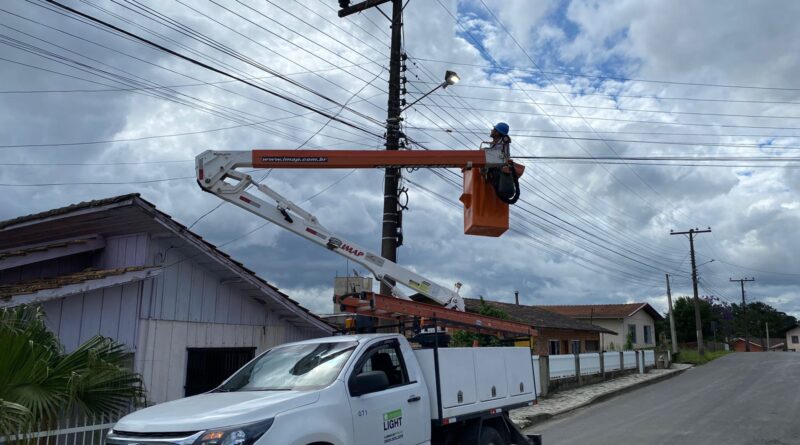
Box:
(350, 371, 389, 396)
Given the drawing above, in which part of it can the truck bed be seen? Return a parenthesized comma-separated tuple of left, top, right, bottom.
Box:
(414, 347, 536, 422)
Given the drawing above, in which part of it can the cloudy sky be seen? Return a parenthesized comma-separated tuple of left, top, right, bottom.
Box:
(2, 0, 799, 317)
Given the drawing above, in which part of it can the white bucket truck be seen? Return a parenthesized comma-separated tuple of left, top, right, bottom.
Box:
(107, 333, 542, 445)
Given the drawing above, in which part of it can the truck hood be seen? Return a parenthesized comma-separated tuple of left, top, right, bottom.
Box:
(114, 390, 320, 433)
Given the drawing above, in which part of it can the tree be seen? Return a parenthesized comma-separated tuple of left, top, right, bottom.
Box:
(0, 305, 145, 435)
(450, 298, 510, 347)
(664, 294, 795, 347)
(730, 301, 797, 340)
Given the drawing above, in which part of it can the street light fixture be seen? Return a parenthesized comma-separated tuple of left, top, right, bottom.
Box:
(444, 70, 460, 87)
(401, 70, 459, 112)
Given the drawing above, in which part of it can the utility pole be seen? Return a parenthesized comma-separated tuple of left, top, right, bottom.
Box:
(766, 321, 770, 352)
(339, 0, 405, 295)
(665, 273, 678, 354)
(730, 277, 754, 352)
(671, 227, 711, 356)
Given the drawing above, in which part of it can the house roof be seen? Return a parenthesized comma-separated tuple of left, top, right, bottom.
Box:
(539, 303, 664, 321)
(464, 298, 617, 334)
(732, 337, 785, 348)
(0, 267, 159, 303)
(0, 193, 332, 333)
(0, 238, 91, 260)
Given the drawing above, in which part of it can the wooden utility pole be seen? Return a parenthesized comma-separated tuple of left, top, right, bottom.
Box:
(671, 228, 711, 356)
(730, 277, 754, 352)
(665, 273, 678, 354)
(339, 0, 405, 295)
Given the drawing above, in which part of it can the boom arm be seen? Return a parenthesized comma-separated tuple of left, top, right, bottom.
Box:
(195, 149, 509, 311)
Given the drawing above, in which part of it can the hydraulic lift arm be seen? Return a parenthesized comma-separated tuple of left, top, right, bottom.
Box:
(195, 148, 520, 312)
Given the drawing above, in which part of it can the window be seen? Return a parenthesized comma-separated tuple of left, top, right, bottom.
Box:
(571, 340, 581, 354)
(218, 341, 357, 393)
(351, 341, 409, 389)
(643, 325, 652, 344)
(185, 347, 256, 396)
(628, 324, 637, 344)
(585, 340, 600, 352)
(792, 335, 799, 344)
(549, 340, 561, 355)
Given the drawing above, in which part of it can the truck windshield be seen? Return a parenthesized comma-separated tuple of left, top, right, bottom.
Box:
(218, 341, 358, 392)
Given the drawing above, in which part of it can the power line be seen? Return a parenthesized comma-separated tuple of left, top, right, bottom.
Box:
(43, 0, 385, 138)
(405, 129, 800, 151)
(417, 99, 800, 121)
(409, 77, 800, 106)
(408, 103, 800, 131)
(3, 6, 388, 146)
(412, 57, 800, 92)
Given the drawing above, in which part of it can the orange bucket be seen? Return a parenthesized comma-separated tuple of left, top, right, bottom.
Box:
(459, 168, 509, 237)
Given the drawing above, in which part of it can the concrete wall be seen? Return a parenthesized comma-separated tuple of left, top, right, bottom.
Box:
(786, 326, 800, 352)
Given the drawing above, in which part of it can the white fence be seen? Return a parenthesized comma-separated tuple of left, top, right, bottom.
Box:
(623, 351, 637, 369)
(532, 355, 542, 395)
(548, 353, 578, 379)
(578, 353, 601, 375)
(1, 411, 128, 444)
(537, 350, 656, 382)
(644, 350, 655, 367)
(603, 351, 621, 371)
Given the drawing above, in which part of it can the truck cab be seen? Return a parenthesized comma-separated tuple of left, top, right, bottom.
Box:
(107, 333, 540, 445)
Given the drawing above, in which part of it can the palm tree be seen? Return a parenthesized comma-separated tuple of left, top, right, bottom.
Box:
(0, 305, 145, 436)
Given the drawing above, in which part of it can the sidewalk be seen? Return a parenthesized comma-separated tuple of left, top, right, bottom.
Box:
(511, 363, 693, 429)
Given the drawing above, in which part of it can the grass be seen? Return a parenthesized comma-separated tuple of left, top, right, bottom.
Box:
(675, 349, 731, 365)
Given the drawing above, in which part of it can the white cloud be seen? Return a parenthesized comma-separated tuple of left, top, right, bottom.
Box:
(1, 0, 798, 320)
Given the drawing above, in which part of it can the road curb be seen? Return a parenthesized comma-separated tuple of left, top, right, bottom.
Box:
(517, 366, 693, 429)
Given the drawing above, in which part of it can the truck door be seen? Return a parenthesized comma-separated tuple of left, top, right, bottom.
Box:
(347, 339, 428, 445)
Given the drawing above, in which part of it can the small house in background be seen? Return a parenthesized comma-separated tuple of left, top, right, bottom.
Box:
(539, 303, 663, 350)
(731, 337, 785, 352)
(0, 194, 333, 405)
(464, 299, 616, 355)
(786, 325, 800, 352)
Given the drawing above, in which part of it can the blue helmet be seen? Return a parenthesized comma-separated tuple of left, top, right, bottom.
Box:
(494, 122, 509, 136)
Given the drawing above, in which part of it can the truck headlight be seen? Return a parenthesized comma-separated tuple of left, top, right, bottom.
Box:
(193, 419, 273, 445)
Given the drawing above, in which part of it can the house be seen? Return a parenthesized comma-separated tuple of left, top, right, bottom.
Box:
(732, 337, 786, 352)
(539, 303, 663, 350)
(0, 194, 333, 404)
(786, 325, 800, 352)
(465, 299, 616, 355)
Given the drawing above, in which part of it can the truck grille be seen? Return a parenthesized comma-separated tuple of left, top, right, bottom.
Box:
(105, 430, 202, 445)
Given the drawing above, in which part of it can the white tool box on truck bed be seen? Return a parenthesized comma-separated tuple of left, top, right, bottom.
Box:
(415, 346, 536, 421)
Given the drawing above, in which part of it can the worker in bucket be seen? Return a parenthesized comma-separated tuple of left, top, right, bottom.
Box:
(486, 122, 520, 204)
(489, 122, 511, 158)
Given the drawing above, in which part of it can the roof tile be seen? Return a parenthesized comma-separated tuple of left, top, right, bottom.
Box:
(465, 298, 616, 334)
(0, 267, 148, 300)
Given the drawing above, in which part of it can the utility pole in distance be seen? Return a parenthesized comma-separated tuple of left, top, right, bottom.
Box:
(671, 227, 712, 356)
(730, 277, 754, 352)
(665, 273, 678, 354)
(338, 0, 405, 295)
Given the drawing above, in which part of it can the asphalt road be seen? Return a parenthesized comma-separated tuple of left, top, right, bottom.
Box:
(526, 352, 800, 445)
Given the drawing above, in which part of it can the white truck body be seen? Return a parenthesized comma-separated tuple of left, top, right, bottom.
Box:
(107, 334, 539, 445)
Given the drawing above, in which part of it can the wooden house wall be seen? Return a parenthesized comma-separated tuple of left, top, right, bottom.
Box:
(134, 318, 322, 404)
(40, 281, 142, 352)
(8, 229, 328, 404)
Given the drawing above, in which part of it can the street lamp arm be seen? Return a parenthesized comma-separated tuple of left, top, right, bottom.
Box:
(400, 82, 446, 112)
